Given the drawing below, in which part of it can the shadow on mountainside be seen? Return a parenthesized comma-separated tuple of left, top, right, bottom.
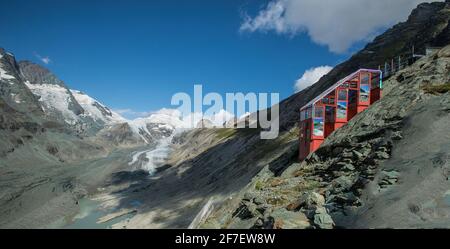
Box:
(105, 127, 299, 228)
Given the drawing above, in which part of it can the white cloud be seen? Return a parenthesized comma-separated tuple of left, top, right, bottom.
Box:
(240, 0, 443, 53)
(113, 108, 152, 119)
(34, 52, 51, 64)
(294, 65, 332, 92)
(208, 109, 235, 127)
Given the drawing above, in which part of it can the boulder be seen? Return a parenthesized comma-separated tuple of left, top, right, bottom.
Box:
(299, 191, 325, 209)
(270, 208, 311, 229)
(313, 207, 334, 229)
(375, 151, 390, 160)
(352, 150, 364, 161)
(253, 196, 265, 205)
(243, 192, 255, 202)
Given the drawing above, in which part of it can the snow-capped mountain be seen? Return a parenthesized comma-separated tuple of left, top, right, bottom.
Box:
(24, 81, 83, 125)
(70, 90, 126, 125)
(18, 61, 127, 134)
(125, 108, 235, 143)
(3, 48, 236, 146)
(128, 109, 185, 144)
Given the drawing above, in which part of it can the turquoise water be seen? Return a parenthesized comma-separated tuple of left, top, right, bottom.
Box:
(64, 198, 135, 229)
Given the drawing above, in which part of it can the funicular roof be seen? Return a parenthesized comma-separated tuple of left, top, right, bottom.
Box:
(300, 68, 382, 111)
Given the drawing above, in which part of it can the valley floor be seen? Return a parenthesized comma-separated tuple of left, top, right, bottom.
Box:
(0, 147, 142, 228)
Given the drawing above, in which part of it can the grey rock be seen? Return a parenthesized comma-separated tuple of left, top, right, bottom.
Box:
(391, 131, 403, 140)
(333, 175, 355, 191)
(270, 208, 311, 229)
(375, 151, 390, 160)
(299, 191, 325, 209)
(352, 150, 365, 161)
(253, 196, 265, 205)
(243, 192, 255, 202)
(341, 151, 353, 158)
(342, 164, 355, 172)
(313, 207, 334, 229)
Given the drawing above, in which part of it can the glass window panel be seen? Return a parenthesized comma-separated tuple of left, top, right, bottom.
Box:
(360, 85, 370, 103)
(325, 106, 335, 122)
(329, 95, 335, 104)
(337, 101, 347, 119)
(313, 118, 324, 137)
(314, 107, 324, 118)
(349, 90, 357, 104)
(338, 89, 347, 101)
(361, 73, 370, 85)
(307, 108, 312, 119)
(326, 92, 335, 104)
(371, 73, 380, 89)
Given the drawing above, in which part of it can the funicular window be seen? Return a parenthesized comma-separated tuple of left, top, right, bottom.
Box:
(360, 73, 370, 103)
(325, 106, 335, 122)
(338, 89, 347, 101)
(300, 110, 306, 121)
(314, 106, 324, 118)
(329, 92, 336, 104)
(322, 92, 335, 105)
(371, 72, 380, 89)
(306, 107, 312, 119)
(349, 76, 358, 89)
(361, 73, 370, 85)
(313, 117, 324, 137)
(349, 90, 357, 104)
(337, 101, 347, 119)
(313, 106, 324, 137)
(360, 85, 370, 102)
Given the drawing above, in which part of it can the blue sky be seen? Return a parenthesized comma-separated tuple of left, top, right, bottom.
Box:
(0, 0, 427, 119)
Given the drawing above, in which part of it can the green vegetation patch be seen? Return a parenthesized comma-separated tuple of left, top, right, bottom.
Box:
(255, 180, 265, 190)
(214, 128, 237, 140)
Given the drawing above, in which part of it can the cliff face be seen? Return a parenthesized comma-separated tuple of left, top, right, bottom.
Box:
(0, 49, 44, 116)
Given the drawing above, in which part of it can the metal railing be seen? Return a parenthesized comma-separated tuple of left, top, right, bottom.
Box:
(377, 46, 432, 79)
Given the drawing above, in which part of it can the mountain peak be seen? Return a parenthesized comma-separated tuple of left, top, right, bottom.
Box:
(18, 60, 67, 88)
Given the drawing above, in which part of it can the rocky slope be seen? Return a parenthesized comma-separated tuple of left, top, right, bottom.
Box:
(176, 1, 450, 228)
(200, 44, 450, 229)
(72, 1, 450, 229)
(1, 1, 449, 229)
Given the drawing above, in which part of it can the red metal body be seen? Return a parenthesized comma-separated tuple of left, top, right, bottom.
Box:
(299, 69, 383, 161)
